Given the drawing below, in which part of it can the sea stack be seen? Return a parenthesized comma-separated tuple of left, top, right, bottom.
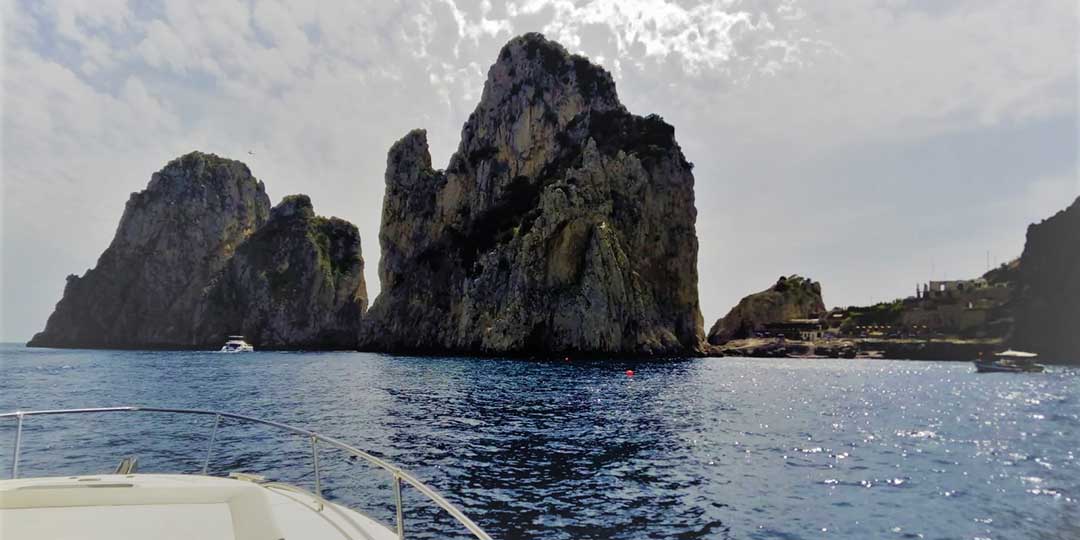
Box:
(361, 33, 706, 356)
(29, 152, 271, 348)
(708, 275, 826, 345)
(1011, 196, 1080, 362)
(194, 195, 368, 349)
(29, 153, 368, 349)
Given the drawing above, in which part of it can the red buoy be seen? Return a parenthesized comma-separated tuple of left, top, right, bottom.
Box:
(626, 369, 634, 377)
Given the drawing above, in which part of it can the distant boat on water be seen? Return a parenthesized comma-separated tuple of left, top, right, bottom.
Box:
(974, 350, 1044, 373)
(220, 336, 254, 353)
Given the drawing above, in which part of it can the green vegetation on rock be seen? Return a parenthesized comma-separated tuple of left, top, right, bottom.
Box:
(708, 275, 826, 345)
(197, 194, 368, 349)
(361, 33, 705, 356)
(28, 151, 271, 349)
(28, 156, 368, 350)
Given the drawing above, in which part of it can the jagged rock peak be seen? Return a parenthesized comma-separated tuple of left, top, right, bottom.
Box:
(29, 152, 369, 351)
(481, 32, 622, 113)
(195, 194, 368, 350)
(386, 129, 435, 186)
(29, 151, 271, 348)
(363, 34, 705, 356)
(269, 194, 316, 221)
(146, 151, 260, 194)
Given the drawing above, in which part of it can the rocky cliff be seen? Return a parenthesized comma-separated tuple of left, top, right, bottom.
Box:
(194, 195, 368, 349)
(29, 152, 271, 348)
(708, 275, 825, 345)
(1011, 196, 1080, 362)
(29, 153, 367, 349)
(362, 33, 705, 356)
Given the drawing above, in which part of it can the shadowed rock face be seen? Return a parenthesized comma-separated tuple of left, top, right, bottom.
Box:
(362, 33, 705, 356)
(195, 195, 368, 349)
(29, 154, 367, 350)
(1011, 196, 1080, 362)
(708, 276, 826, 345)
(29, 152, 271, 348)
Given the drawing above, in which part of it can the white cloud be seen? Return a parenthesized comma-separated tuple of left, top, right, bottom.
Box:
(505, 0, 780, 76)
(137, 20, 191, 72)
(441, 0, 513, 44)
(2, 0, 1077, 340)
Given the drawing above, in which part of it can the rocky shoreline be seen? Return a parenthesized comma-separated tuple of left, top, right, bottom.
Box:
(713, 337, 1002, 362)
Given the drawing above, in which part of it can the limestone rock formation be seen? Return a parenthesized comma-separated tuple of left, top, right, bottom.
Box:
(708, 275, 826, 345)
(195, 195, 368, 349)
(1011, 196, 1080, 362)
(29, 152, 271, 348)
(29, 153, 367, 350)
(362, 33, 705, 356)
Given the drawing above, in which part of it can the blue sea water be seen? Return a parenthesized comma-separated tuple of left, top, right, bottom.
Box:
(1, 343, 1078, 540)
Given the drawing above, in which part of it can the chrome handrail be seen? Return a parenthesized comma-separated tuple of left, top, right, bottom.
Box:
(1, 406, 492, 540)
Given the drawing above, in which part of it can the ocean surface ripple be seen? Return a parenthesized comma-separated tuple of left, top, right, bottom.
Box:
(1, 344, 1078, 539)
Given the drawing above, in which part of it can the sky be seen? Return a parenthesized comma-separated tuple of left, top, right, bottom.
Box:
(1, 0, 1077, 342)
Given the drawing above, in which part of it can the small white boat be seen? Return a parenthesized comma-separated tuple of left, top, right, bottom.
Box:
(974, 349, 1045, 373)
(220, 336, 254, 353)
(0, 406, 491, 540)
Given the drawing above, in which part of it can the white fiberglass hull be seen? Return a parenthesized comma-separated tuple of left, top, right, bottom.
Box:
(0, 474, 396, 540)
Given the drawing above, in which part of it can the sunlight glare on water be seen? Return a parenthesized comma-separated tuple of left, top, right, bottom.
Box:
(1, 344, 1078, 539)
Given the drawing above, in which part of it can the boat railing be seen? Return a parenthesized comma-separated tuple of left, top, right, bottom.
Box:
(1, 406, 492, 540)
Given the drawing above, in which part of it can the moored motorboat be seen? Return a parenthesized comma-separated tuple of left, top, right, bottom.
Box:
(0, 406, 491, 540)
(220, 336, 254, 353)
(974, 350, 1045, 373)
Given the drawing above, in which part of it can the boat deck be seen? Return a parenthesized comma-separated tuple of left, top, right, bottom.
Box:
(0, 474, 398, 540)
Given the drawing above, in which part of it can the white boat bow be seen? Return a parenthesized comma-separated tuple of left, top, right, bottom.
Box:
(0, 406, 492, 540)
